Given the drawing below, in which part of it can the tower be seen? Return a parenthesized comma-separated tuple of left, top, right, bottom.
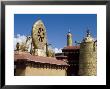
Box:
(62, 30, 80, 75)
(78, 30, 97, 76)
(67, 30, 73, 46)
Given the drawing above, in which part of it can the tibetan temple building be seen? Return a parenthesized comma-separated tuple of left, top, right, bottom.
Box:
(14, 19, 97, 76)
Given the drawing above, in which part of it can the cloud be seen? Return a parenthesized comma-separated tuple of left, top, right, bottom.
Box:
(54, 48, 62, 53)
(14, 34, 27, 50)
(47, 46, 62, 53)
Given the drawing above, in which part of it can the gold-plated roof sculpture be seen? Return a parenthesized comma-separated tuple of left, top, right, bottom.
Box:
(32, 19, 47, 50)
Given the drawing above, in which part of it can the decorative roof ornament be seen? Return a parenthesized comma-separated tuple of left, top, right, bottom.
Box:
(67, 28, 72, 46)
(67, 28, 72, 36)
(32, 19, 47, 49)
(16, 42, 20, 51)
(82, 28, 94, 42)
(86, 29, 91, 37)
(68, 28, 71, 33)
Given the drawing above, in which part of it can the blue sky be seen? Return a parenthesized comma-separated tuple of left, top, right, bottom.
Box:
(14, 14, 97, 49)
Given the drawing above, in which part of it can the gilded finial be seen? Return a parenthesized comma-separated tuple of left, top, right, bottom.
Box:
(68, 28, 71, 33)
(37, 17, 41, 21)
(86, 28, 91, 37)
(16, 42, 20, 51)
(67, 28, 72, 46)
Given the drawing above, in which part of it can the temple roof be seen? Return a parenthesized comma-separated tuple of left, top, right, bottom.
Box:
(14, 51, 68, 66)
